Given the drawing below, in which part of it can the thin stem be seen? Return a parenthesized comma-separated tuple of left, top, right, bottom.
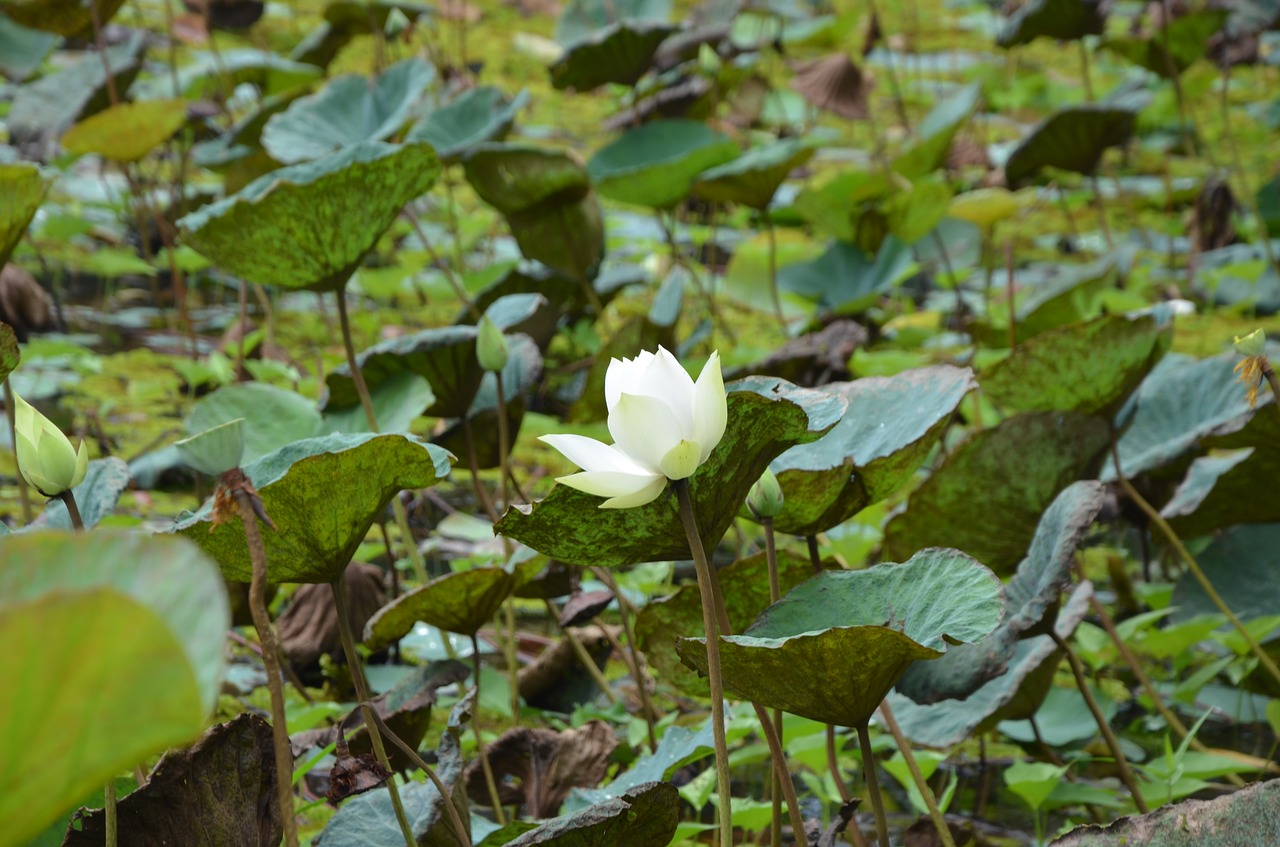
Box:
(58, 490, 84, 531)
(879, 700, 956, 847)
(763, 517, 782, 847)
(503, 599, 522, 725)
(331, 578, 417, 847)
(494, 370, 510, 516)
(401, 209, 480, 320)
(856, 722, 890, 847)
(1263, 361, 1280, 426)
(334, 285, 429, 584)
(590, 567, 660, 751)
(763, 210, 785, 331)
(365, 707, 473, 847)
(545, 600, 620, 704)
(1050, 631, 1149, 813)
(462, 418, 500, 523)
(1110, 439, 1280, 690)
(828, 725, 852, 803)
(104, 779, 116, 847)
(806, 535, 822, 573)
(1090, 173, 1114, 250)
(674, 479, 734, 847)
(1077, 39, 1095, 102)
(470, 635, 507, 824)
(233, 485, 299, 847)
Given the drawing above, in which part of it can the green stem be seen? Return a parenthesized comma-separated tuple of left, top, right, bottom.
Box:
(58, 490, 84, 531)
(331, 578, 417, 847)
(366, 707, 473, 847)
(763, 517, 782, 847)
(763, 211, 785, 332)
(856, 722, 890, 847)
(471, 635, 507, 824)
(673, 480, 734, 847)
(104, 779, 116, 847)
(879, 700, 955, 847)
(1077, 39, 1095, 102)
(334, 285, 428, 584)
(591, 567, 660, 752)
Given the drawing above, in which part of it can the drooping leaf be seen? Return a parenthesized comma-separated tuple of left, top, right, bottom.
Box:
(768, 365, 976, 536)
(550, 21, 677, 91)
(982, 314, 1170, 418)
(408, 87, 529, 163)
(172, 433, 453, 583)
(0, 161, 53, 269)
(896, 481, 1106, 704)
(677, 549, 1004, 728)
(505, 782, 679, 847)
(0, 0, 124, 36)
(365, 568, 515, 647)
(496, 377, 845, 567)
(1004, 104, 1139, 186)
(178, 141, 442, 292)
(262, 58, 435, 164)
(186, 382, 322, 465)
(996, 0, 1107, 48)
(693, 138, 817, 210)
(1101, 9, 1230, 78)
(588, 120, 739, 210)
(635, 550, 829, 695)
(0, 531, 229, 845)
(61, 99, 189, 163)
(883, 412, 1110, 573)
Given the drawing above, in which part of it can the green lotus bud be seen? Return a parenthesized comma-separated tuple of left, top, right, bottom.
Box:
(747, 468, 784, 519)
(477, 315, 510, 372)
(175, 418, 246, 477)
(1234, 329, 1266, 358)
(13, 391, 88, 497)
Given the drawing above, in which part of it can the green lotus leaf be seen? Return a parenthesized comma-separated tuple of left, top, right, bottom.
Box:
(506, 782, 678, 847)
(768, 365, 976, 536)
(996, 0, 1107, 48)
(365, 567, 515, 647)
(0, 13, 57, 80)
(1004, 104, 1139, 186)
(0, 0, 124, 36)
(1101, 9, 1229, 78)
(677, 548, 1004, 727)
(0, 531, 228, 845)
(693, 138, 817, 210)
(976, 253, 1121, 347)
(262, 58, 435, 164)
(1172, 524, 1280, 626)
(324, 325, 483, 418)
(550, 21, 677, 91)
(171, 433, 453, 583)
(883, 412, 1110, 573)
(186, 382, 322, 464)
(778, 237, 911, 314)
(0, 162, 52, 271)
(496, 377, 846, 567)
(554, 0, 670, 45)
(588, 120, 739, 210)
(567, 723, 713, 811)
(408, 86, 529, 162)
(982, 313, 1170, 418)
(319, 371, 436, 436)
(178, 140, 441, 292)
(890, 82, 982, 180)
(434, 334, 542, 469)
(61, 98, 189, 163)
(0, 321, 18, 382)
(896, 481, 1105, 704)
(506, 194, 605, 283)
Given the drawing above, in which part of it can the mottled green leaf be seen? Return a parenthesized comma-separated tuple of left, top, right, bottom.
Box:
(61, 99, 189, 163)
(555, 0, 670, 45)
(677, 549, 1003, 727)
(506, 782, 678, 847)
(550, 21, 677, 91)
(693, 138, 817, 210)
(366, 568, 514, 646)
(496, 377, 846, 567)
(769, 365, 976, 536)
(0, 531, 228, 845)
(178, 141, 441, 292)
(1172, 524, 1280, 626)
(0, 161, 54, 269)
(982, 314, 1169, 417)
(1004, 104, 1139, 186)
(172, 433, 453, 583)
(588, 120, 739, 210)
(883, 412, 1109, 573)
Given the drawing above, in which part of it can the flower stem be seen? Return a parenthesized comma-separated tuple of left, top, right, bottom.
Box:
(232, 482, 299, 847)
(58, 490, 84, 531)
(592, 567, 661, 753)
(334, 285, 429, 585)
(878, 700, 955, 847)
(856, 722, 890, 847)
(470, 634, 507, 824)
(673, 479, 734, 847)
(330, 578, 417, 847)
(104, 780, 116, 847)
(763, 517, 782, 847)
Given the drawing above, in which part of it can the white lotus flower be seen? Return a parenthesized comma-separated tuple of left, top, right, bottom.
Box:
(13, 391, 88, 498)
(540, 347, 727, 508)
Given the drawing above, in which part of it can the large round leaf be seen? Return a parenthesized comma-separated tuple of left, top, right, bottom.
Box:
(0, 161, 53, 268)
(0, 531, 229, 845)
(587, 120, 739, 210)
(365, 567, 515, 646)
(1004, 104, 1139, 186)
(676, 548, 1004, 728)
(496, 376, 845, 567)
(883, 411, 1110, 573)
(996, 0, 1107, 48)
(262, 58, 435, 164)
(408, 87, 529, 163)
(693, 138, 817, 210)
(550, 21, 677, 91)
(186, 382, 322, 465)
(171, 433, 453, 583)
(177, 140, 442, 292)
(896, 481, 1105, 704)
(769, 365, 976, 536)
(982, 314, 1169, 418)
(61, 99, 189, 163)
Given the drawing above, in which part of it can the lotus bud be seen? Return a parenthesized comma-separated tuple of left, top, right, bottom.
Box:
(1234, 329, 1266, 358)
(747, 468, 784, 519)
(476, 315, 510, 373)
(13, 391, 88, 497)
(175, 418, 246, 477)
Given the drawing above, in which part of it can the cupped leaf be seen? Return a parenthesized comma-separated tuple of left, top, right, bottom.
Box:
(1004, 104, 1139, 186)
(1103, 351, 1262, 481)
(324, 326, 484, 418)
(896, 481, 1106, 704)
(996, 0, 1107, 48)
(61, 99, 189, 163)
(550, 21, 677, 91)
(408, 87, 529, 162)
(365, 567, 515, 647)
(1101, 9, 1229, 78)
(635, 549, 829, 695)
(677, 548, 1004, 728)
(186, 381, 322, 464)
(769, 365, 976, 536)
(588, 120, 739, 210)
(0, 0, 124, 36)
(888, 580, 1093, 748)
(506, 782, 679, 847)
(0, 161, 53, 268)
(693, 138, 817, 210)
(172, 433, 453, 583)
(178, 140, 442, 292)
(496, 376, 845, 567)
(0, 531, 229, 845)
(883, 412, 1109, 573)
(262, 58, 435, 164)
(982, 314, 1170, 418)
